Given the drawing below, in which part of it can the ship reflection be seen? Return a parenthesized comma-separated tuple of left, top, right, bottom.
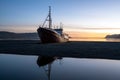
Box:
(37, 56, 62, 80)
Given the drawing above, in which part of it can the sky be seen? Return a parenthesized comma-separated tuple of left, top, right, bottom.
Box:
(0, 0, 120, 37)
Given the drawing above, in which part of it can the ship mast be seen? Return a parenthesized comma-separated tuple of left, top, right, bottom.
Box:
(48, 6, 52, 29)
(41, 6, 52, 29)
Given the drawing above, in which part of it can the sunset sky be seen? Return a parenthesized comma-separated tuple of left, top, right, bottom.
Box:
(0, 0, 120, 38)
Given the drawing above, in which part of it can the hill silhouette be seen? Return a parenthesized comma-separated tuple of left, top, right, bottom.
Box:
(105, 34, 120, 39)
(0, 31, 39, 40)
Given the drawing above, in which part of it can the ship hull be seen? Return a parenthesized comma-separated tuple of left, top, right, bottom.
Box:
(37, 27, 68, 43)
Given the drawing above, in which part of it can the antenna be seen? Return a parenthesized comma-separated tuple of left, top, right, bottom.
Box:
(49, 6, 52, 28)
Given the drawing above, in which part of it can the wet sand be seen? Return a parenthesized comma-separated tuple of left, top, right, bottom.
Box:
(0, 40, 120, 60)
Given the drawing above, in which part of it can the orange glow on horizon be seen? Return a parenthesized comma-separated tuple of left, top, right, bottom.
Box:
(65, 31, 107, 38)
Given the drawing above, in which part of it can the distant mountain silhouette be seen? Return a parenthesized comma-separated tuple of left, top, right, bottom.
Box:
(0, 31, 39, 40)
(105, 34, 120, 39)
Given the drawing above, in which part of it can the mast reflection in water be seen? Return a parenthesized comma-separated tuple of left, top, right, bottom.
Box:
(37, 56, 62, 80)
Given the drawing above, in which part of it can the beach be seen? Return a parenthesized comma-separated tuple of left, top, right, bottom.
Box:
(0, 40, 120, 60)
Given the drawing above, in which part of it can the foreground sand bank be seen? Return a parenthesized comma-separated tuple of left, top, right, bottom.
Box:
(0, 40, 120, 60)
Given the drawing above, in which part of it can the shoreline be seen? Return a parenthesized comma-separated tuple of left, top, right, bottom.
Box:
(0, 40, 120, 60)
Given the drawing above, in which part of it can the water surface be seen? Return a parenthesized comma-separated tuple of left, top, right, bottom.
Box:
(70, 38, 120, 42)
(0, 54, 120, 80)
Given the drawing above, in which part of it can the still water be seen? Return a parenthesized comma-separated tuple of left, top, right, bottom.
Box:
(0, 54, 120, 80)
(70, 38, 120, 42)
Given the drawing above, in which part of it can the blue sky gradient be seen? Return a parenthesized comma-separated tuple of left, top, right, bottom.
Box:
(0, 0, 120, 33)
